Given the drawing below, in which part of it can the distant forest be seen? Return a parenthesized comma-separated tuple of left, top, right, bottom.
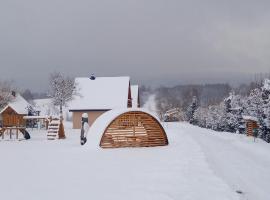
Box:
(140, 81, 261, 114)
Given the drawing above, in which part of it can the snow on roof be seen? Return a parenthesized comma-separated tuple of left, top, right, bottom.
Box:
(23, 115, 49, 119)
(33, 98, 56, 115)
(69, 76, 130, 111)
(33, 98, 53, 110)
(243, 115, 258, 122)
(85, 108, 163, 149)
(131, 85, 139, 108)
(0, 94, 30, 115)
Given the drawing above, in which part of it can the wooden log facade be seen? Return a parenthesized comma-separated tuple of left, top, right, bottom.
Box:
(246, 120, 259, 137)
(100, 111, 168, 148)
(1, 106, 26, 127)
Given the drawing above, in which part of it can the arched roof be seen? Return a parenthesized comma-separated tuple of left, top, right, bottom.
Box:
(86, 108, 164, 149)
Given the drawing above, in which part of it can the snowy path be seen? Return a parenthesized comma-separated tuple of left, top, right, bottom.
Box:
(0, 124, 239, 200)
(178, 122, 270, 200)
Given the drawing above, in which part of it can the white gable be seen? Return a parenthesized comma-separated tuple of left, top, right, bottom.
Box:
(69, 76, 130, 111)
(0, 94, 30, 115)
(131, 85, 139, 108)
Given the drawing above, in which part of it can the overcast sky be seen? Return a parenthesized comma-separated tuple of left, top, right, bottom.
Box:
(0, 0, 270, 91)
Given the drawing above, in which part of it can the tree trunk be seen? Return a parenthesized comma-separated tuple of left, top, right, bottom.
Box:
(60, 103, 63, 121)
(58, 102, 66, 139)
(58, 121, 66, 139)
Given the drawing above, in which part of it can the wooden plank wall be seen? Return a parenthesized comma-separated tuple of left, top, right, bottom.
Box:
(100, 111, 168, 148)
(2, 107, 25, 127)
(246, 120, 258, 137)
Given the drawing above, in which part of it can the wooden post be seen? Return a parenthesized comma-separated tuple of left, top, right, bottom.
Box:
(16, 127, 18, 140)
(58, 120, 66, 139)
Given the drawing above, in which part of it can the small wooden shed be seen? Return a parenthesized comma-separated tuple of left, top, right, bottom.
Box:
(243, 116, 259, 137)
(87, 109, 169, 148)
(0, 93, 30, 127)
(1, 106, 26, 127)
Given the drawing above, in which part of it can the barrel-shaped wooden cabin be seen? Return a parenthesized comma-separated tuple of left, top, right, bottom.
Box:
(87, 109, 168, 148)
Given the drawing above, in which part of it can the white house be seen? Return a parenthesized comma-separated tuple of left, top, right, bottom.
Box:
(69, 76, 139, 129)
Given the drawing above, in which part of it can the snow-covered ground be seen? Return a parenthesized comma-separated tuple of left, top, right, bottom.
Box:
(1, 122, 270, 200)
(181, 122, 270, 200)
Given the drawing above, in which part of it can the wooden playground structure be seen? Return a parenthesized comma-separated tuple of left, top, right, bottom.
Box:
(0, 105, 28, 140)
(0, 116, 62, 140)
(0, 106, 61, 140)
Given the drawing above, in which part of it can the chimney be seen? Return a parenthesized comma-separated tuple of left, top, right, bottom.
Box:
(90, 74, 96, 80)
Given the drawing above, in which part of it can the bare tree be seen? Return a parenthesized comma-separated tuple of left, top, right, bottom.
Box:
(22, 89, 34, 104)
(48, 72, 76, 139)
(0, 81, 14, 109)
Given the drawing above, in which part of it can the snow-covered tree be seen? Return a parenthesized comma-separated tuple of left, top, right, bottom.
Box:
(49, 72, 76, 117)
(261, 79, 270, 142)
(184, 79, 270, 143)
(224, 92, 245, 133)
(48, 72, 77, 139)
(0, 81, 14, 109)
(205, 103, 227, 131)
(243, 88, 264, 138)
(22, 89, 34, 104)
(194, 107, 208, 128)
(186, 96, 198, 124)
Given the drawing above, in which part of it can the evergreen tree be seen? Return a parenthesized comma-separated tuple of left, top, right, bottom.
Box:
(224, 93, 238, 132)
(194, 107, 209, 128)
(261, 79, 270, 142)
(243, 88, 266, 139)
(186, 96, 198, 125)
(222, 92, 245, 133)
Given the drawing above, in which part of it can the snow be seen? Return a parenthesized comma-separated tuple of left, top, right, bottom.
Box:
(243, 115, 258, 122)
(0, 94, 30, 115)
(86, 108, 163, 149)
(180, 122, 270, 200)
(1, 121, 270, 200)
(23, 116, 49, 119)
(69, 77, 130, 111)
(131, 85, 139, 108)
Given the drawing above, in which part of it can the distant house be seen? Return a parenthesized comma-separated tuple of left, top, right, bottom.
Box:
(0, 92, 31, 127)
(69, 76, 139, 129)
(33, 98, 58, 116)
